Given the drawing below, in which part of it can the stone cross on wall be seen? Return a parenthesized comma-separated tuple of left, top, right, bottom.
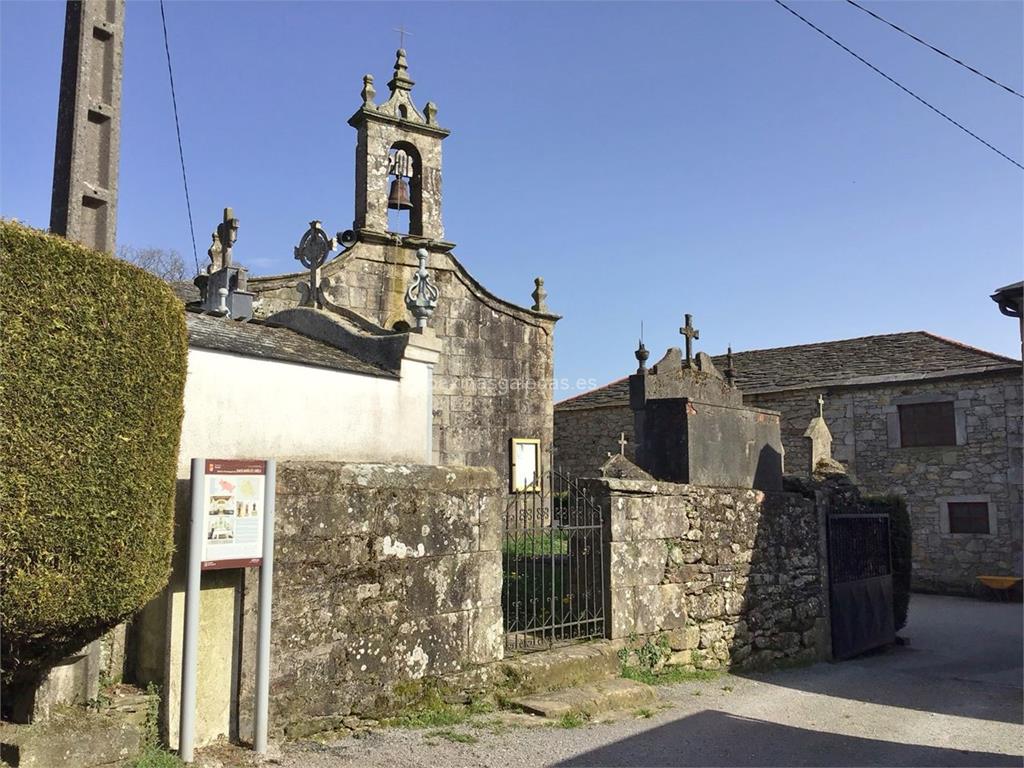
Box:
(804, 394, 834, 476)
(293, 220, 337, 309)
(679, 314, 700, 366)
(618, 432, 628, 455)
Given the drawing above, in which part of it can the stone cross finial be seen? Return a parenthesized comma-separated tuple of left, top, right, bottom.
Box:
(817, 393, 825, 419)
(531, 277, 548, 312)
(294, 220, 337, 309)
(679, 313, 699, 366)
(405, 248, 439, 330)
(216, 207, 239, 269)
(618, 432, 628, 455)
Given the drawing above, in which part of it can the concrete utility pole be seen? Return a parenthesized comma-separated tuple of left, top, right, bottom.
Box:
(50, 0, 125, 254)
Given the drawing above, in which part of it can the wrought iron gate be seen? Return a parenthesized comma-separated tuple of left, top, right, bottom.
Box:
(502, 470, 607, 652)
(827, 511, 895, 660)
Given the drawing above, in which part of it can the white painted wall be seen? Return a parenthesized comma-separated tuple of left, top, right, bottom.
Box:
(177, 347, 433, 477)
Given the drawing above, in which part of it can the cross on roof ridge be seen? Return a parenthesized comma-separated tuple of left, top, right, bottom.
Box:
(679, 313, 700, 366)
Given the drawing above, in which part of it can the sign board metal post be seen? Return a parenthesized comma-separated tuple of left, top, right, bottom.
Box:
(179, 458, 205, 763)
(179, 458, 274, 763)
(254, 459, 276, 753)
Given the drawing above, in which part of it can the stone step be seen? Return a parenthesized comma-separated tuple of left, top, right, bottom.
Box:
(500, 641, 623, 694)
(509, 678, 656, 720)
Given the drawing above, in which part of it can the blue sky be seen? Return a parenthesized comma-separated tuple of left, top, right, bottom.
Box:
(2, 1, 1021, 396)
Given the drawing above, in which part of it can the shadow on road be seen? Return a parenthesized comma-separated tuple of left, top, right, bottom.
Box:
(729, 594, 1024, 726)
(554, 709, 1020, 767)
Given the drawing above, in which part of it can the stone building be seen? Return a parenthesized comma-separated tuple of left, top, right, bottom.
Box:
(556, 331, 1023, 594)
(244, 50, 558, 491)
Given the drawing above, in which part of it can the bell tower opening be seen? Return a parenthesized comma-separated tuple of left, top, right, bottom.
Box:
(386, 142, 421, 235)
(348, 49, 450, 242)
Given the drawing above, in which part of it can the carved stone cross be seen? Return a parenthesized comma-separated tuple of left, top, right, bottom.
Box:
(817, 393, 825, 419)
(679, 313, 700, 366)
(618, 432, 628, 455)
(293, 220, 337, 309)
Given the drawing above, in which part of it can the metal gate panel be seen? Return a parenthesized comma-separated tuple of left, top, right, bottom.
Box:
(828, 512, 895, 660)
(502, 470, 607, 652)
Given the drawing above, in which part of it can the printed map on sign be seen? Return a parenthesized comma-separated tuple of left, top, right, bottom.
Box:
(201, 460, 266, 569)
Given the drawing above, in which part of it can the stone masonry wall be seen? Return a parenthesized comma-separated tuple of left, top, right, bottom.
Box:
(250, 245, 556, 495)
(236, 462, 503, 739)
(554, 405, 634, 478)
(747, 371, 1023, 593)
(588, 478, 828, 670)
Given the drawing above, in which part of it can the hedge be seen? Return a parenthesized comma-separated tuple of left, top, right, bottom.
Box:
(887, 496, 913, 632)
(0, 221, 188, 688)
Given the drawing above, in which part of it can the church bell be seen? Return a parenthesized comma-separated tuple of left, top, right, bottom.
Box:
(387, 178, 413, 211)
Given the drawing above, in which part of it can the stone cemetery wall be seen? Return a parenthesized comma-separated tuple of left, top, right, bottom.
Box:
(554, 404, 634, 478)
(249, 244, 556, 494)
(587, 478, 828, 669)
(749, 371, 1023, 593)
(236, 461, 503, 739)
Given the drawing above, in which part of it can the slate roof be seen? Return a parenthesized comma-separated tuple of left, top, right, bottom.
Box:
(170, 280, 201, 303)
(557, 332, 1020, 411)
(185, 310, 398, 378)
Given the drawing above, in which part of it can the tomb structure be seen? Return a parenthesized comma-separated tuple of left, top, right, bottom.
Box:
(629, 315, 784, 491)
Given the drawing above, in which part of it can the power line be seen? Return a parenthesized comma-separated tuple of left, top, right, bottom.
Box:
(845, 0, 1023, 99)
(773, 0, 1023, 172)
(159, 0, 201, 277)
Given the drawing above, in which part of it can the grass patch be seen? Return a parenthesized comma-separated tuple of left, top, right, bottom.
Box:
(557, 711, 590, 729)
(635, 708, 654, 719)
(126, 684, 183, 768)
(386, 694, 496, 730)
(427, 728, 479, 744)
(621, 664, 722, 686)
(127, 747, 185, 768)
(469, 716, 514, 735)
(502, 530, 569, 556)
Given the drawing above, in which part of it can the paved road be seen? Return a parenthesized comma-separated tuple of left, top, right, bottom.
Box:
(279, 594, 1023, 767)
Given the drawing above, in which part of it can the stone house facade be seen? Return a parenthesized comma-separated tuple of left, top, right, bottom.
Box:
(244, 50, 558, 492)
(555, 332, 1023, 594)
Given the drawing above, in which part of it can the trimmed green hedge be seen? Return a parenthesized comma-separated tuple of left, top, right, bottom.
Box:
(887, 496, 913, 632)
(0, 221, 188, 687)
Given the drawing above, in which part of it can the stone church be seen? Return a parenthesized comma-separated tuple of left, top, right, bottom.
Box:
(244, 50, 559, 490)
(556, 329, 1023, 595)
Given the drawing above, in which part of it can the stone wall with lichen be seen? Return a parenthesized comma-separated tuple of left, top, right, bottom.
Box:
(747, 371, 1023, 593)
(236, 461, 503, 739)
(557, 370, 1023, 594)
(554, 405, 634, 477)
(587, 478, 828, 670)
(249, 244, 556, 495)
